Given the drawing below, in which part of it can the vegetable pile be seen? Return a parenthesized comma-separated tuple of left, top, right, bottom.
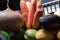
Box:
(0, 0, 60, 40)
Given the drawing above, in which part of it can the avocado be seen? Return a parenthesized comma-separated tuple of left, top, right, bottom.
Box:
(9, 0, 20, 11)
(0, 0, 7, 11)
(39, 15, 60, 31)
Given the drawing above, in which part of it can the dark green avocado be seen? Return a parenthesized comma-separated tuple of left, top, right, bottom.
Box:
(0, 0, 7, 11)
(39, 15, 60, 31)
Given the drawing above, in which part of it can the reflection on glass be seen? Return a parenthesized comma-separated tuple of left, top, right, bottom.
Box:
(44, 7, 48, 15)
(51, 5, 55, 12)
(48, 6, 51, 13)
(55, 4, 60, 11)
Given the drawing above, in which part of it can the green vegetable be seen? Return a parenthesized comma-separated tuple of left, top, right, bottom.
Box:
(1, 31, 9, 38)
(24, 29, 37, 40)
